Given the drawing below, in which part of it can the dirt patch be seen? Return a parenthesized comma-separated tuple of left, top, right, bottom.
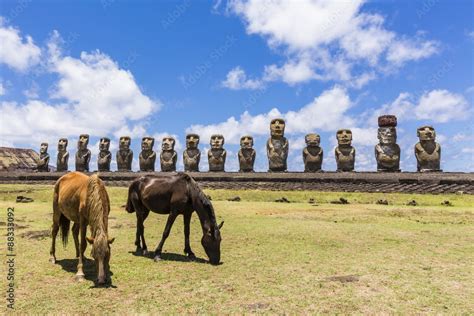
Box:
(19, 230, 50, 240)
(330, 197, 349, 204)
(324, 274, 359, 283)
(112, 224, 123, 229)
(227, 196, 241, 202)
(244, 302, 270, 311)
(0, 221, 28, 229)
(275, 197, 290, 203)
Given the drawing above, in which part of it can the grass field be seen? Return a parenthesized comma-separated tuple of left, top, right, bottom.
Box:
(1, 184, 473, 314)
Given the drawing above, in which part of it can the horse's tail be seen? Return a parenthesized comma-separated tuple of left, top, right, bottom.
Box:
(86, 174, 109, 228)
(126, 179, 140, 213)
(54, 180, 70, 247)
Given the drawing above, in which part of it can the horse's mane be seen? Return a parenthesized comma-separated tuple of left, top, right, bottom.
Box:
(184, 174, 217, 226)
(86, 174, 110, 257)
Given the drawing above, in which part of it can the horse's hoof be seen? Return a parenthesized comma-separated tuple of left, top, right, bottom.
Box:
(142, 249, 149, 256)
(49, 257, 56, 264)
(75, 275, 85, 282)
(153, 255, 162, 262)
(188, 253, 196, 261)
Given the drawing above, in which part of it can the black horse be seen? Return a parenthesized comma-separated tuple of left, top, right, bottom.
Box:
(126, 173, 223, 265)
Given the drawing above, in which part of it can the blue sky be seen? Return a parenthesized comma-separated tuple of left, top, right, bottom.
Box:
(0, 0, 473, 172)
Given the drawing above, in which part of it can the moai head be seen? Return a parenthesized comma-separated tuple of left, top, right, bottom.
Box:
(336, 129, 353, 146)
(240, 135, 254, 149)
(270, 118, 286, 138)
(162, 137, 175, 151)
(58, 138, 68, 151)
(99, 137, 110, 151)
(141, 137, 155, 151)
(417, 125, 436, 142)
(305, 133, 320, 147)
(377, 115, 397, 145)
(119, 136, 131, 150)
(210, 134, 225, 149)
(78, 134, 89, 150)
(186, 134, 200, 149)
(40, 142, 48, 154)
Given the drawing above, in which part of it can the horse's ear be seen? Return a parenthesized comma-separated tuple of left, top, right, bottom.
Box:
(86, 236, 94, 244)
(108, 237, 115, 244)
(218, 221, 224, 229)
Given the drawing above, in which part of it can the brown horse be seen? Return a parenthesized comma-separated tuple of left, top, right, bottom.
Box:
(126, 173, 223, 265)
(50, 172, 115, 285)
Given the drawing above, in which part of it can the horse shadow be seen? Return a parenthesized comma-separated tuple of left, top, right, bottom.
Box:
(55, 258, 116, 288)
(129, 250, 207, 264)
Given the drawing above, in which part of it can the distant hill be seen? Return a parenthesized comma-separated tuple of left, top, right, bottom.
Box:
(0, 147, 55, 172)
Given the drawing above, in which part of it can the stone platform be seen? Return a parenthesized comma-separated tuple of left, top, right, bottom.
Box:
(1, 171, 473, 194)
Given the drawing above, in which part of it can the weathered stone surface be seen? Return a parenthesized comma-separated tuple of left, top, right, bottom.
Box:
(97, 137, 111, 172)
(0, 147, 39, 171)
(37, 143, 50, 172)
(375, 115, 400, 172)
(415, 125, 441, 172)
(184, 134, 200, 172)
(267, 118, 288, 172)
(208, 134, 226, 172)
(116, 136, 133, 172)
(139, 136, 156, 172)
(56, 138, 69, 172)
(303, 133, 323, 172)
(75, 134, 91, 172)
(160, 137, 177, 172)
(238, 135, 256, 172)
(335, 129, 355, 172)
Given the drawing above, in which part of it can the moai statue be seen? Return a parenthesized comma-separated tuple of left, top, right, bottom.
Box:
(97, 137, 111, 172)
(303, 133, 323, 172)
(75, 134, 91, 172)
(37, 142, 50, 172)
(183, 134, 200, 172)
(415, 125, 441, 172)
(139, 136, 156, 172)
(160, 136, 177, 172)
(208, 134, 226, 172)
(267, 118, 289, 172)
(238, 135, 256, 172)
(116, 136, 133, 172)
(375, 115, 400, 172)
(56, 138, 69, 172)
(335, 129, 355, 172)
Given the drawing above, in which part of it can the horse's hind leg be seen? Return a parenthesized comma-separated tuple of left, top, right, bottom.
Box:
(183, 211, 196, 260)
(50, 190, 61, 264)
(154, 210, 178, 262)
(72, 223, 80, 258)
(76, 217, 87, 281)
(135, 209, 149, 255)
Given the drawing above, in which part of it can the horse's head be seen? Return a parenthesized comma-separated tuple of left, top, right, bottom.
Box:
(86, 235, 115, 285)
(201, 221, 224, 265)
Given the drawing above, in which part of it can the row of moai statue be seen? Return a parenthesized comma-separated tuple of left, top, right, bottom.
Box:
(36, 115, 441, 173)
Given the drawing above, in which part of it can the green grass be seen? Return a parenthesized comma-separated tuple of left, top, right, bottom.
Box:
(1, 184, 473, 314)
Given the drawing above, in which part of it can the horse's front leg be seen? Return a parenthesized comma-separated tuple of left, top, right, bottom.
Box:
(135, 210, 149, 255)
(49, 222, 59, 264)
(76, 219, 87, 281)
(183, 211, 196, 260)
(154, 210, 178, 262)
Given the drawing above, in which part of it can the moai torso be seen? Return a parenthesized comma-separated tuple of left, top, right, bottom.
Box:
(267, 118, 289, 172)
(37, 143, 50, 172)
(375, 115, 400, 172)
(97, 137, 111, 172)
(184, 134, 200, 172)
(117, 136, 133, 172)
(415, 126, 441, 172)
(139, 137, 156, 172)
(56, 138, 69, 172)
(303, 134, 323, 172)
(238, 135, 256, 172)
(75, 134, 91, 172)
(208, 134, 226, 172)
(160, 137, 177, 172)
(335, 129, 355, 172)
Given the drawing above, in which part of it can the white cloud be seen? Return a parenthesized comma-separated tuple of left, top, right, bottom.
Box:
(221, 66, 263, 90)
(222, 0, 439, 89)
(0, 30, 161, 147)
(415, 90, 470, 123)
(187, 85, 354, 144)
(0, 82, 5, 95)
(0, 18, 41, 71)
